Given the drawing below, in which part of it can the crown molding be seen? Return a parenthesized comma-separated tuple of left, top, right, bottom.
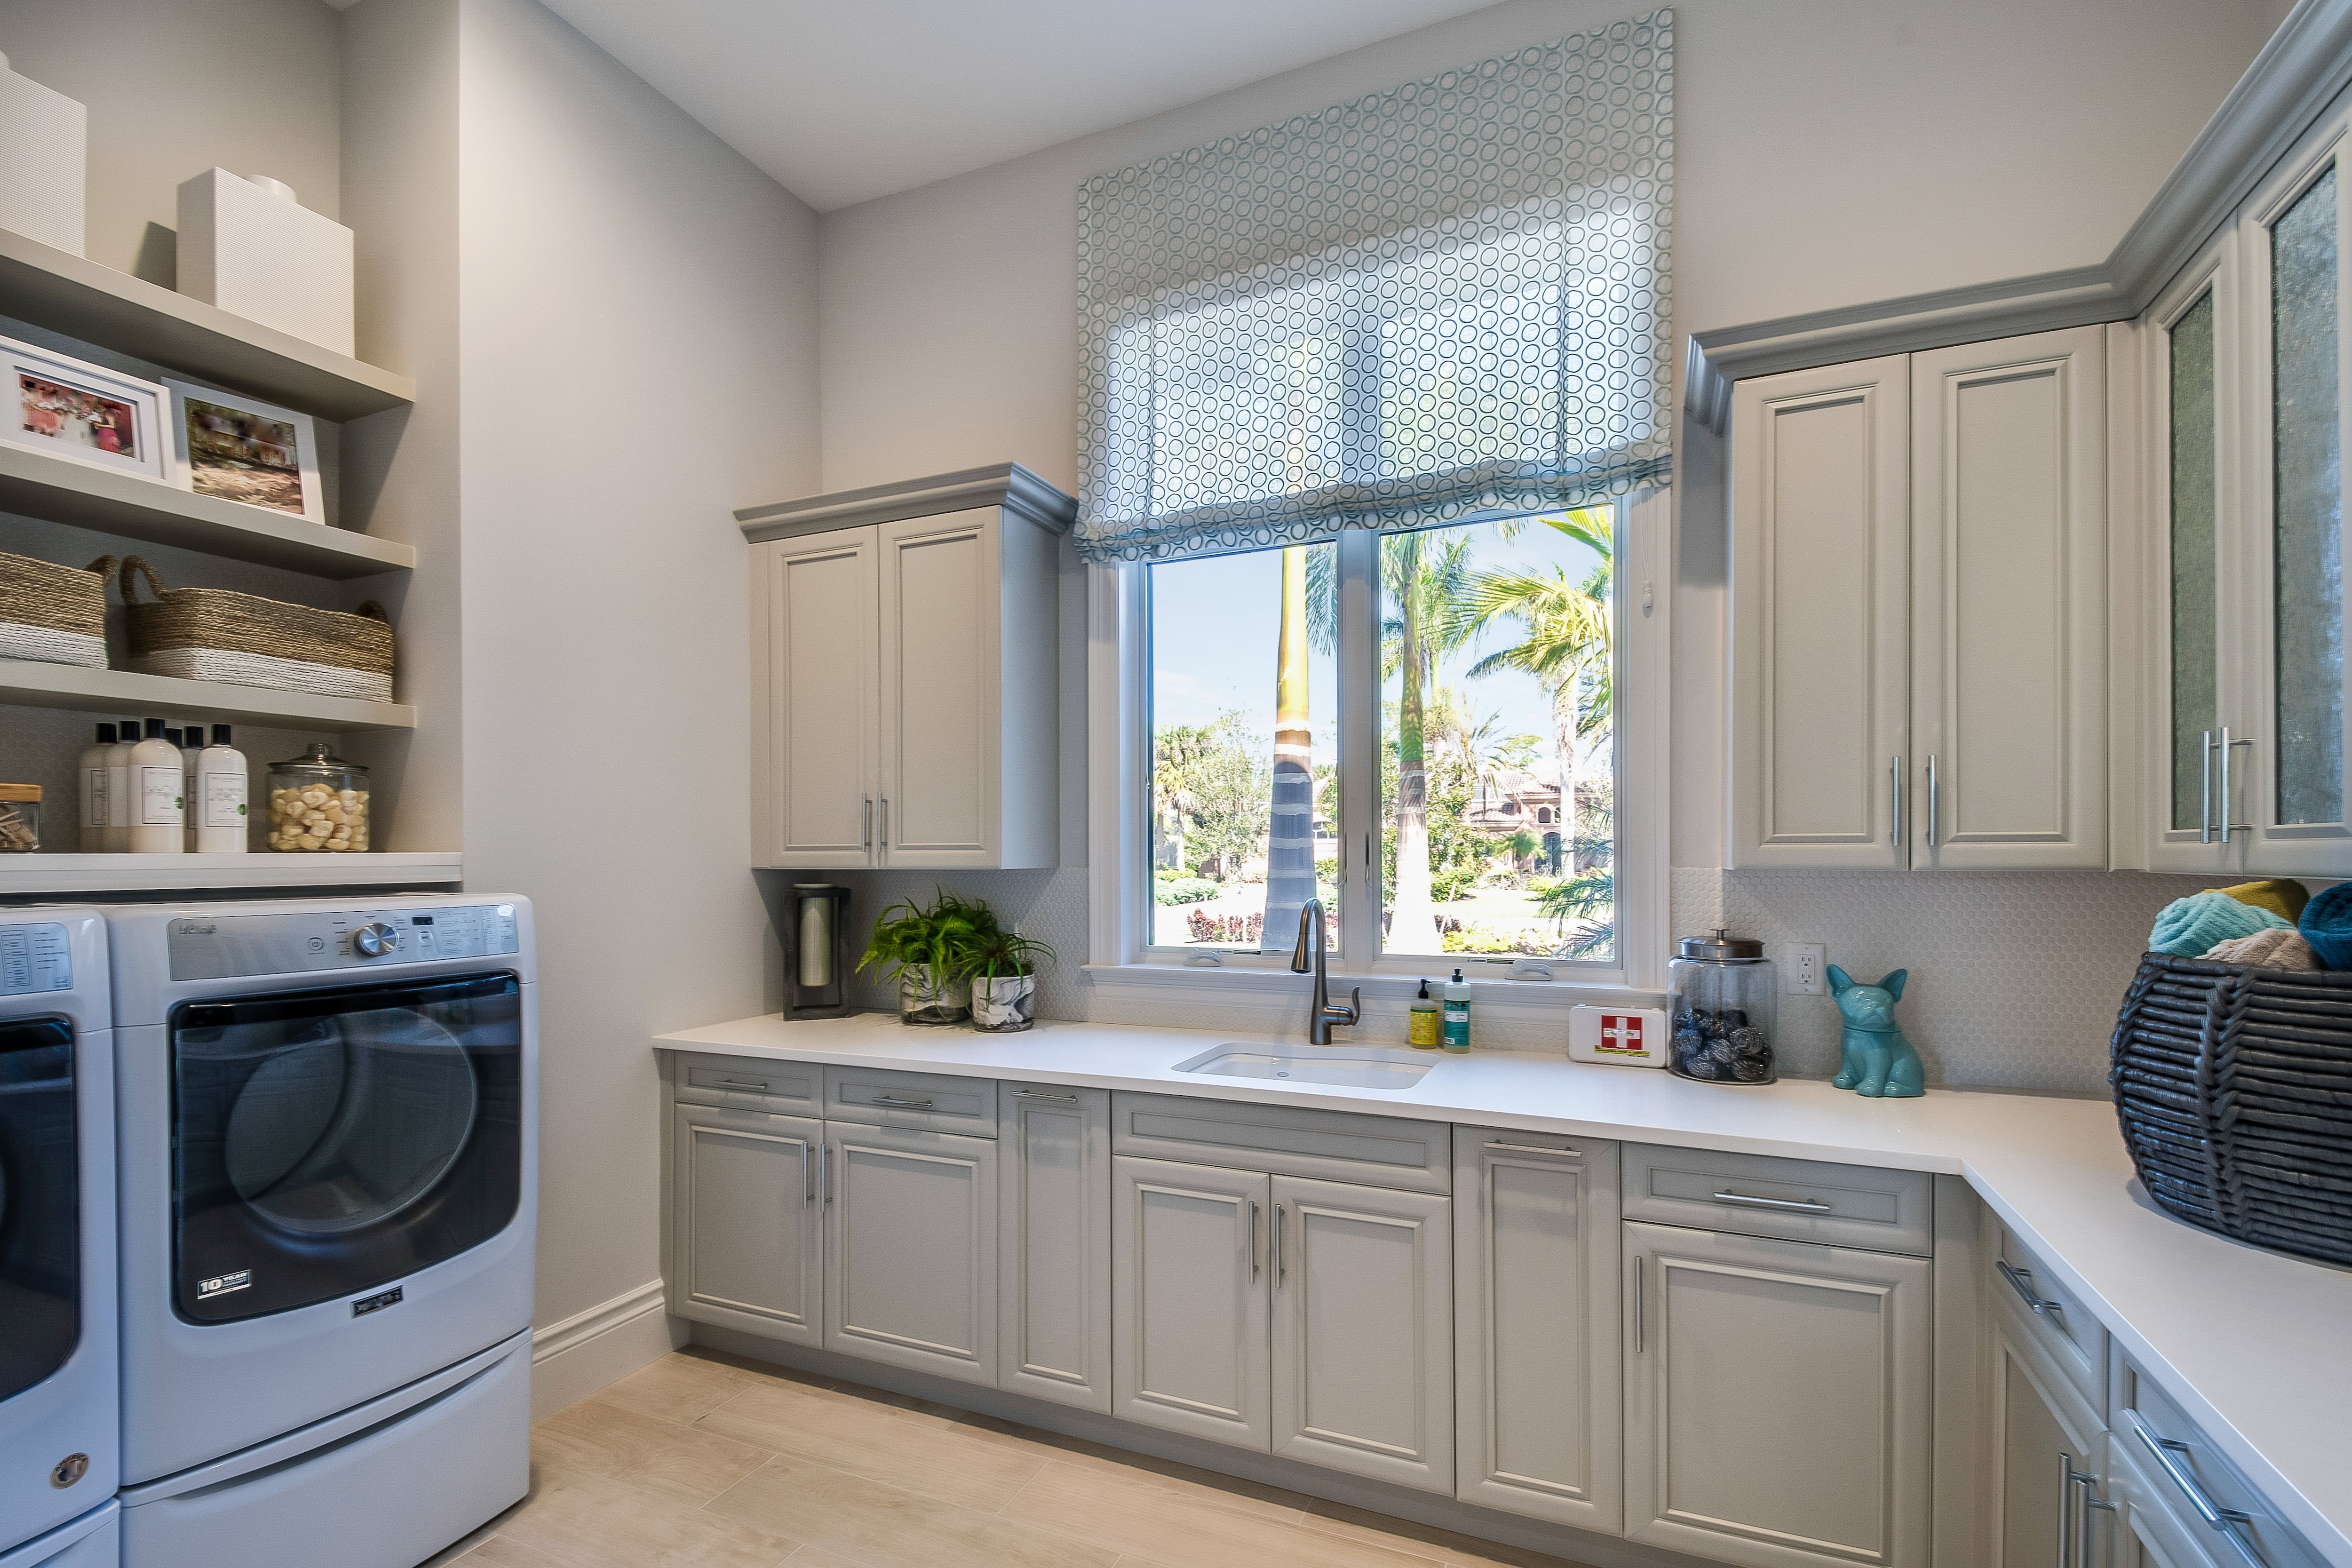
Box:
(1685, 0, 2352, 434)
(737, 461, 1077, 541)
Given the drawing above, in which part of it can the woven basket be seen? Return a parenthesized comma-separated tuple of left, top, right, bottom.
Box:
(118, 556, 394, 701)
(2110, 952, 2352, 1267)
(0, 551, 115, 667)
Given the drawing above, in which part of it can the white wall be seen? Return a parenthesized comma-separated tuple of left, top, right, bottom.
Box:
(453, 0, 819, 1334)
(809, 0, 2289, 1093)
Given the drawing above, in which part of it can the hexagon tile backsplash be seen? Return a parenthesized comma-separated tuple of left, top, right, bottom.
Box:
(1672, 866, 2220, 1094)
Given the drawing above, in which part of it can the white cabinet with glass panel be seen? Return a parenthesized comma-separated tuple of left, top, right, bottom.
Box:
(2130, 98, 2352, 876)
(1732, 328, 2108, 869)
(740, 465, 1070, 871)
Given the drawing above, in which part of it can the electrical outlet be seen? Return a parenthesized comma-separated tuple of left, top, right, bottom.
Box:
(1788, 942, 1826, 995)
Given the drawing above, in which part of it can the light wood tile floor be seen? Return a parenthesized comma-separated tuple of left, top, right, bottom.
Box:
(422, 1348, 1602, 1568)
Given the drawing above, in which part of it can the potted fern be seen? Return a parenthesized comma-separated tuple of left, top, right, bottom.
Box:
(858, 890, 992, 1026)
(970, 925, 1054, 1032)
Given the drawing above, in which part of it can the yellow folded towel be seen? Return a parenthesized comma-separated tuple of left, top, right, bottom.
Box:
(2204, 926, 2319, 970)
(2208, 879, 2311, 924)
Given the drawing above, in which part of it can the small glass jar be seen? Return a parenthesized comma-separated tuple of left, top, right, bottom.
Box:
(0, 784, 40, 852)
(1668, 929, 1778, 1084)
(266, 742, 371, 852)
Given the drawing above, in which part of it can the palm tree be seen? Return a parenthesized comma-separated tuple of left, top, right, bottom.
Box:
(1260, 546, 1316, 952)
(1381, 532, 1475, 951)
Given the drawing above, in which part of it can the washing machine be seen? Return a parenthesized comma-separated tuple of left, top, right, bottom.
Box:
(0, 908, 116, 1566)
(105, 895, 537, 1568)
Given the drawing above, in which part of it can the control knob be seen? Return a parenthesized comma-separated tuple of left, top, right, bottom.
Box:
(351, 922, 399, 957)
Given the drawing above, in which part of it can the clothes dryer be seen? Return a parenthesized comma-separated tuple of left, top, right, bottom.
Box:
(0, 909, 116, 1554)
(105, 896, 535, 1568)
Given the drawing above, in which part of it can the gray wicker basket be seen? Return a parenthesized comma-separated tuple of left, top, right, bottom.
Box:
(2110, 952, 2352, 1266)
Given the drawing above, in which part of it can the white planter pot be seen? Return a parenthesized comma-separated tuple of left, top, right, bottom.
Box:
(971, 973, 1036, 1032)
(898, 965, 969, 1027)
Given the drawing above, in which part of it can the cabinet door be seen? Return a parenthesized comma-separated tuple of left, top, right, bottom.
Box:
(1270, 1175, 1452, 1494)
(1989, 1322, 2112, 1568)
(823, 1121, 997, 1387)
(1910, 327, 2107, 868)
(1454, 1129, 1621, 1531)
(997, 1082, 1112, 1414)
(1625, 1220, 1932, 1568)
(668, 1104, 823, 1344)
(876, 506, 1001, 868)
(752, 529, 878, 868)
(1732, 358, 1912, 867)
(1112, 1155, 1270, 1451)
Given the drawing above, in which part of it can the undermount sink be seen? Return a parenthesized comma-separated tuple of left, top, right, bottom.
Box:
(1171, 1042, 1438, 1090)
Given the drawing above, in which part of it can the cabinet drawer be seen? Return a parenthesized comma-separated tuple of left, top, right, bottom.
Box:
(1988, 1219, 2106, 1412)
(825, 1065, 996, 1136)
(1621, 1143, 1932, 1256)
(672, 1052, 821, 1115)
(2111, 1352, 2325, 1568)
(1111, 1092, 1449, 1194)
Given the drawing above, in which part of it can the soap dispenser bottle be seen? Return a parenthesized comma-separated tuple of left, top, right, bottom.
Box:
(103, 716, 140, 852)
(1442, 968, 1471, 1053)
(1408, 979, 1441, 1049)
(128, 718, 185, 853)
(195, 725, 248, 853)
(77, 723, 115, 852)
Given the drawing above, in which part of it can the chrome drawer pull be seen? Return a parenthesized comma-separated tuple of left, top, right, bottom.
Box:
(1996, 1258, 2065, 1319)
(1711, 1189, 1833, 1213)
(869, 1094, 935, 1109)
(2130, 1411, 2264, 1567)
(709, 1078, 771, 1091)
(1010, 1090, 1081, 1104)
(1485, 1140, 1581, 1158)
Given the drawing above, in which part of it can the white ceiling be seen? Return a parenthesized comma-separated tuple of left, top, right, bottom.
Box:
(533, 0, 1503, 212)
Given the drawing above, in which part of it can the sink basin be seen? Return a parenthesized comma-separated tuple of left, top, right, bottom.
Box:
(1171, 1042, 1438, 1090)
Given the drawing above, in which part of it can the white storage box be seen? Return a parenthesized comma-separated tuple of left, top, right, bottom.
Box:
(175, 169, 353, 356)
(0, 54, 85, 255)
(1568, 1004, 1669, 1067)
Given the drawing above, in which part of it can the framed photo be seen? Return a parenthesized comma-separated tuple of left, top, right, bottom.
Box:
(163, 378, 324, 523)
(1, 334, 169, 482)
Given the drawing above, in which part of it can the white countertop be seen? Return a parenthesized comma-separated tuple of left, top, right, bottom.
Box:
(656, 1011, 2352, 1566)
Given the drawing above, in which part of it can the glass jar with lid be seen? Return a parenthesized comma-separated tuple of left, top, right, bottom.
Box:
(267, 742, 371, 852)
(1668, 929, 1777, 1083)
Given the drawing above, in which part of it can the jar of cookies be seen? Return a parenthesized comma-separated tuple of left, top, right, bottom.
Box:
(266, 742, 370, 852)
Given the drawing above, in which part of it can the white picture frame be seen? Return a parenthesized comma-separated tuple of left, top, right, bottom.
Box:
(162, 377, 325, 523)
(1, 334, 169, 482)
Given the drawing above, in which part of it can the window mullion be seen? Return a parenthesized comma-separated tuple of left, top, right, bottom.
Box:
(1335, 528, 1380, 969)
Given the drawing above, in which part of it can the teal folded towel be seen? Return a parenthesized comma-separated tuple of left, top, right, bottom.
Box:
(2299, 881, 2352, 969)
(2150, 891, 2289, 957)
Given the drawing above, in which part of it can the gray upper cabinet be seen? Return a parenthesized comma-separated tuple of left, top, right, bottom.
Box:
(997, 1082, 1112, 1414)
(667, 1102, 823, 1345)
(822, 1119, 999, 1387)
(743, 465, 1071, 871)
(1453, 1128, 1621, 1533)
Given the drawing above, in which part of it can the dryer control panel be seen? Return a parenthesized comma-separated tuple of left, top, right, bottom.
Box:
(168, 903, 520, 981)
(0, 922, 70, 995)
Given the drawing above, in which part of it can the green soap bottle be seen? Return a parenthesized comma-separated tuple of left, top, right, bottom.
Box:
(1442, 968, 1471, 1053)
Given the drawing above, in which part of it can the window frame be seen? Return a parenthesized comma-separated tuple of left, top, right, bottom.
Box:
(1087, 488, 1672, 1004)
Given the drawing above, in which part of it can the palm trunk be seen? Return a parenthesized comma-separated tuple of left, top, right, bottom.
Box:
(1262, 546, 1316, 953)
(1554, 677, 1579, 876)
(1388, 545, 1442, 953)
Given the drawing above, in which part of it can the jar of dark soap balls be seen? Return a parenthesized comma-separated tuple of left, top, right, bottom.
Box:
(1668, 929, 1777, 1084)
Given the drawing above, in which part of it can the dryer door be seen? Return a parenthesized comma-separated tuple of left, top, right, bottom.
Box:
(0, 1016, 78, 1401)
(171, 972, 521, 1323)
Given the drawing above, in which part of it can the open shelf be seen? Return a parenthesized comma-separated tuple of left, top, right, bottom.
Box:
(0, 227, 415, 420)
(0, 660, 415, 731)
(0, 851, 462, 896)
(0, 443, 414, 577)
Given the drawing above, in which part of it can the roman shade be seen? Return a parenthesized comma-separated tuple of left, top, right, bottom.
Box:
(1075, 10, 1673, 564)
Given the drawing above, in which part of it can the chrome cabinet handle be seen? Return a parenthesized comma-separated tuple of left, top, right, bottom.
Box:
(2201, 732, 2217, 844)
(2218, 730, 2255, 844)
(2066, 1460, 2115, 1568)
(1274, 1204, 1287, 1285)
(879, 797, 890, 852)
(2130, 1411, 2264, 1566)
(819, 1143, 830, 1205)
(1926, 755, 1939, 850)
(1996, 1258, 2064, 1319)
(2058, 1451, 2077, 1568)
(1248, 1201, 1261, 1282)
(710, 1077, 771, 1091)
(1010, 1090, 1080, 1104)
(1891, 756, 1903, 846)
(862, 795, 873, 853)
(804, 1142, 815, 1203)
(870, 1093, 934, 1109)
(1633, 1254, 1646, 1354)
(1484, 1140, 1582, 1158)
(1712, 1189, 1833, 1213)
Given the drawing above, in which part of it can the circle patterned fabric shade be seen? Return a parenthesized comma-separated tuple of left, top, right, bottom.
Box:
(1077, 10, 1673, 564)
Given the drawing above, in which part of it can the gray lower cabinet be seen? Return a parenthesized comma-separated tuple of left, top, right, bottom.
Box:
(997, 1082, 1112, 1413)
(667, 1102, 824, 1344)
(823, 1119, 998, 1387)
(1989, 1318, 2112, 1568)
(1453, 1128, 1621, 1533)
(1623, 1220, 1934, 1568)
(1111, 1154, 1271, 1449)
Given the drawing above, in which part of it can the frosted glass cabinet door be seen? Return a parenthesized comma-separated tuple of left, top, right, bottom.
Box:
(1909, 328, 2106, 868)
(823, 1122, 998, 1387)
(751, 529, 879, 868)
(1731, 358, 1912, 867)
(876, 508, 1001, 868)
(667, 1104, 823, 1345)
(1623, 1221, 1933, 1568)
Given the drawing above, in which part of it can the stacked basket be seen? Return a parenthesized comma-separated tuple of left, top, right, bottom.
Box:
(2110, 953, 2352, 1266)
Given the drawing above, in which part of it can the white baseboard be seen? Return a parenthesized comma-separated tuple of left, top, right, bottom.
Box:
(530, 1279, 684, 1418)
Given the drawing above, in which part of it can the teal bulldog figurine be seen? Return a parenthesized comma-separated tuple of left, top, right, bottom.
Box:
(1827, 965, 1926, 1098)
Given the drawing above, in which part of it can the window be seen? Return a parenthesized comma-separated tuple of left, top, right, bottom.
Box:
(1139, 505, 1635, 977)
